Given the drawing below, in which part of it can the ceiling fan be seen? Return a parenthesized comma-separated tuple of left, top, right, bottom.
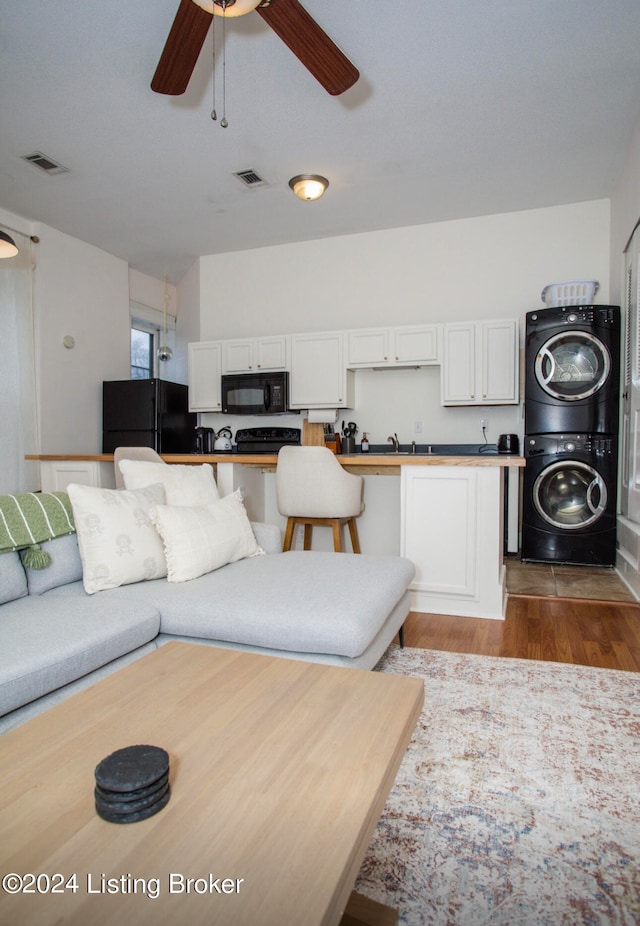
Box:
(151, 0, 359, 97)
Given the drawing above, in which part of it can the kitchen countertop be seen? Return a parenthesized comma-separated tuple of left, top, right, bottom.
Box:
(27, 452, 525, 468)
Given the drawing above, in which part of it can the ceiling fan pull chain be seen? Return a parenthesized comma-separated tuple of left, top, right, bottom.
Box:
(220, 7, 228, 128)
(211, 12, 217, 121)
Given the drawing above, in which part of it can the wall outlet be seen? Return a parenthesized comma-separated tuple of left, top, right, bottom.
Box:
(414, 419, 423, 434)
(480, 418, 489, 432)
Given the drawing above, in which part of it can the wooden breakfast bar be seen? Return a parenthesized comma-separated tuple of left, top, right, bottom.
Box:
(28, 451, 524, 620)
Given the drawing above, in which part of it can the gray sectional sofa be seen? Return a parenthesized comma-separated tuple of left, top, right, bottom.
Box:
(0, 524, 414, 733)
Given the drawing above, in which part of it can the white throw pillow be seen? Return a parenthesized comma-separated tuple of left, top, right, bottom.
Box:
(150, 490, 264, 583)
(118, 460, 220, 506)
(67, 483, 168, 594)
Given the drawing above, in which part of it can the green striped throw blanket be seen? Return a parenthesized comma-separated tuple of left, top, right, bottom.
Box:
(0, 492, 75, 568)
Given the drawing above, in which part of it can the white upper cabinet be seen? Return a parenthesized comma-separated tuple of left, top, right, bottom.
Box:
(222, 335, 288, 373)
(188, 341, 222, 412)
(441, 319, 518, 405)
(290, 331, 355, 409)
(347, 324, 441, 368)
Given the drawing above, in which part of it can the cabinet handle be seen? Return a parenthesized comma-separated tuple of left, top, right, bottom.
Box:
(257, 364, 261, 368)
(470, 394, 474, 399)
(395, 356, 399, 360)
(384, 356, 388, 360)
(483, 393, 487, 398)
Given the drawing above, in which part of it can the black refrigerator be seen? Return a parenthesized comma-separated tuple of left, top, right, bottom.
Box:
(102, 379, 197, 453)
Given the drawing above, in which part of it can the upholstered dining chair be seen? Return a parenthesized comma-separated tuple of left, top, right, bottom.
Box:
(113, 446, 164, 489)
(276, 445, 364, 553)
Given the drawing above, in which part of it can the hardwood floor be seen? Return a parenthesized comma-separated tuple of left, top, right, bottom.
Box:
(402, 596, 640, 672)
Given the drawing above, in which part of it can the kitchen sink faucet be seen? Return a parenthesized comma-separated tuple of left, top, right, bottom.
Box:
(387, 434, 400, 453)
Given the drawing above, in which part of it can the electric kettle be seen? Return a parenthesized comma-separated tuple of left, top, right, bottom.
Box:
(214, 427, 233, 452)
(497, 434, 519, 454)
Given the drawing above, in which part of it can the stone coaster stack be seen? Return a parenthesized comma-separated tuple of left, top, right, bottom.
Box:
(94, 745, 170, 824)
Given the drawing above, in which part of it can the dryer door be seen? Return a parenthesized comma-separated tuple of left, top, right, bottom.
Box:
(534, 331, 610, 401)
(533, 460, 607, 530)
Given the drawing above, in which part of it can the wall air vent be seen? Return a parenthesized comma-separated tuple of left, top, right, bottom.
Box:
(21, 151, 69, 175)
(233, 168, 267, 188)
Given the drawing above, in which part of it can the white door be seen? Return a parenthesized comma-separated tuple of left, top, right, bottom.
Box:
(621, 222, 640, 520)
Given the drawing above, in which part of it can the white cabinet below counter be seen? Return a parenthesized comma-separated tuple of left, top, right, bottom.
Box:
(401, 464, 506, 619)
(347, 324, 441, 368)
(40, 460, 116, 493)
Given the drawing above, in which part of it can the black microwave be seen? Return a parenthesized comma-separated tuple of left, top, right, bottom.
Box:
(221, 371, 293, 415)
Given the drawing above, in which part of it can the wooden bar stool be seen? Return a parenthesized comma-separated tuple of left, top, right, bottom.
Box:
(276, 446, 364, 553)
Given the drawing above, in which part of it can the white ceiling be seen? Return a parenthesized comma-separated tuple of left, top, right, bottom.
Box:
(1, 0, 640, 283)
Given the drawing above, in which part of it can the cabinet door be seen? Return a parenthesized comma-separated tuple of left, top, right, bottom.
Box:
(393, 325, 440, 364)
(481, 320, 518, 403)
(290, 332, 353, 408)
(441, 323, 476, 404)
(441, 320, 518, 405)
(402, 465, 478, 598)
(347, 328, 391, 367)
(40, 461, 113, 493)
(188, 342, 222, 412)
(223, 340, 254, 373)
(256, 335, 288, 371)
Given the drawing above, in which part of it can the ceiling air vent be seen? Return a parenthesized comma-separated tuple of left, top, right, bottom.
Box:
(233, 168, 267, 189)
(21, 151, 69, 175)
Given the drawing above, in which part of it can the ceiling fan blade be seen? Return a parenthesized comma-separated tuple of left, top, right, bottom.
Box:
(257, 0, 359, 96)
(151, 0, 212, 95)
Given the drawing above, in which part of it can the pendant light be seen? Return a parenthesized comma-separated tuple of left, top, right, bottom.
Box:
(0, 231, 19, 258)
(157, 275, 173, 363)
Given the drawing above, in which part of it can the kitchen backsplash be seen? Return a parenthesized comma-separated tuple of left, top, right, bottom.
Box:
(201, 365, 523, 448)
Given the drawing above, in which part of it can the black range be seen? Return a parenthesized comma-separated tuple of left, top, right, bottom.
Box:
(234, 427, 301, 454)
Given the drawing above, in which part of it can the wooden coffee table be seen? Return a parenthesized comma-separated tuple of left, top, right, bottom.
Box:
(0, 642, 423, 925)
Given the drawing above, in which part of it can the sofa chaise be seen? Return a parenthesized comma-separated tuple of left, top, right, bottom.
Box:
(0, 479, 414, 733)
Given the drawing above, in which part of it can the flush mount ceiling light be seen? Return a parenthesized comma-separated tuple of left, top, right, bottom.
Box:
(192, 0, 262, 16)
(0, 231, 19, 259)
(288, 174, 329, 201)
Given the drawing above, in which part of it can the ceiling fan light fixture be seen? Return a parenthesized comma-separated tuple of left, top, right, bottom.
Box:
(0, 231, 19, 259)
(289, 174, 329, 201)
(192, 0, 262, 16)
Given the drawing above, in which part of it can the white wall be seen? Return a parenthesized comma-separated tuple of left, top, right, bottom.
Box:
(196, 199, 611, 446)
(35, 225, 130, 453)
(175, 258, 201, 384)
(610, 111, 640, 595)
(611, 116, 640, 306)
(129, 268, 186, 385)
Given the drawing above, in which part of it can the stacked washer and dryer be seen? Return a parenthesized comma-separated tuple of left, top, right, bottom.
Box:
(521, 304, 621, 565)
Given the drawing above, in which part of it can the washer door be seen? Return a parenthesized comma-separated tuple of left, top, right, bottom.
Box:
(534, 331, 610, 401)
(533, 461, 607, 530)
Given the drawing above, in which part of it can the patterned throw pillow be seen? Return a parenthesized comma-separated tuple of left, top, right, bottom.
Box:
(67, 483, 167, 594)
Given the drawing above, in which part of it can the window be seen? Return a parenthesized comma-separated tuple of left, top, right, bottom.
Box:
(131, 325, 156, 379)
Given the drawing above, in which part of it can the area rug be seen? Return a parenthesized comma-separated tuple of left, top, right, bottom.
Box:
(356, 646, 640, 925)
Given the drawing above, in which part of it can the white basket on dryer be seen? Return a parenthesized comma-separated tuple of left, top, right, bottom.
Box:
(541, 280, 599, 307)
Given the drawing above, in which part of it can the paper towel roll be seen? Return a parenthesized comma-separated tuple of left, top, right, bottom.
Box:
(307, 408, 338, 424)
